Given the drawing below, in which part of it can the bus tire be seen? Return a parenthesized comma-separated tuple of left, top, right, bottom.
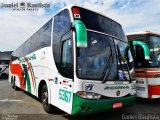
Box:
(12, 77, 18, 90)
(41, 84, 53, 113)
(1, 73, 8, 79)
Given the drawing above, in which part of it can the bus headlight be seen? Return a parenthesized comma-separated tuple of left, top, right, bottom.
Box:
(77, 91, 101, 99)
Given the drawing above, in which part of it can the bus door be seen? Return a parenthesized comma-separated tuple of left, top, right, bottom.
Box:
(57, 31, 74, 114)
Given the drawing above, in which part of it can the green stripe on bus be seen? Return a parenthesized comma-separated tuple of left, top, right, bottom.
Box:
(22, 64, 31, 93)
(29, 62, 37, 93)
(71, 94, 136, 115)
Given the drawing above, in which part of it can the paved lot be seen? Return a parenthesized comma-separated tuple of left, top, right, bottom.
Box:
(0, 79, 160, 120)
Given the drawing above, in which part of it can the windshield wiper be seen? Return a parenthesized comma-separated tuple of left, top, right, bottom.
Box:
(116, 45, 131, 82)
(101, 43, 114, 83)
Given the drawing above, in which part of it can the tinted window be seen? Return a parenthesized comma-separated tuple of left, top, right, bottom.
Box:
(60, 38, 73, 78)
(30, 31, 40, 52)
(17, 45, 23, 57)
(61, 40, 72, 67)
(72, 7, 126, 41)
(77, 31, 117, 80)
(12, 19, 52, 60)
(23, 40, 30, 55)
(145, 35, 160, 67)
(53, 10, 71, 71)
(127, 34, 146, 43)
(39, 19, 52, 48)
(115, 39, 134, 70)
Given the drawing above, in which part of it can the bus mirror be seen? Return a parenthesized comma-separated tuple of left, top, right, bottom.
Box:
(132, 40, 150, 60)
(72, 20, 87, 48)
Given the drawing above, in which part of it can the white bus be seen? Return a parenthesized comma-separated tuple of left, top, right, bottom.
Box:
(127, 31, 160, 99)
(9, 5, 136, 115)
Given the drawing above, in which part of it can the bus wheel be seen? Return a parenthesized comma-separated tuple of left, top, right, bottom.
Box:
(41, 84, 53, 113)
(1, 73, 8, 79)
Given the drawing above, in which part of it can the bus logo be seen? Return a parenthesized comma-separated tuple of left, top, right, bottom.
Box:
(85, 84, 94, 91)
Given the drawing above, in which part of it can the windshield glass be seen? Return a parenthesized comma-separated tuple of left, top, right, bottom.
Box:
(146, 36, 160, 67)
(115, 40, 133, 80)
(77, 31, 131, 81)
(72, 7, 126, 41)
(115, 40, 134, 70)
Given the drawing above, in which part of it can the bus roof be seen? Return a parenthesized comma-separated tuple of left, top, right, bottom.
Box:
(126, 31, 160, 36)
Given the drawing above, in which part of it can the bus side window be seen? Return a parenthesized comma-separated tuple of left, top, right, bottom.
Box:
(39, 19, 52, 48)
(53, 9, 71, 76)
(60, 38, 73, 79)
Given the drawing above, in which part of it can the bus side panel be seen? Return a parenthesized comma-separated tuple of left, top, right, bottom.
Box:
(10, 61, 35, 93)
(136, 77, 148, 98)
(10, 62, 24, 89)
(9, 47, 59, 101)
(49, 74, 74, 114)
(42, 47, 74, 114)
(24, 47, 56, 97)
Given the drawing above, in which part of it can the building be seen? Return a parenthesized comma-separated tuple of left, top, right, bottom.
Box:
(0, 51, 12, 79)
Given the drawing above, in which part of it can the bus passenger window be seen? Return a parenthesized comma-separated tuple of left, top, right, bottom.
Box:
(53, 10, 71, 71)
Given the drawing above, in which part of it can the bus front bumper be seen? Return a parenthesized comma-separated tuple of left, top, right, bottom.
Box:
(71, 94, 136, 115)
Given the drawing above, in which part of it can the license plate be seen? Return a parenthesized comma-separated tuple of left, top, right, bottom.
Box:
(112, 102, 122, 108)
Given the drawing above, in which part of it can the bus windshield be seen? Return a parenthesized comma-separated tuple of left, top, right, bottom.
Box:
(146, 35, 160, 67)
(72, 7, 126, 41)
(115, 39, 134, 71)
(77, 31, 132, 81)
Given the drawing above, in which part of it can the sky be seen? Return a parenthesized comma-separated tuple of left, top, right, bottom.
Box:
(0, 0, 160, 51)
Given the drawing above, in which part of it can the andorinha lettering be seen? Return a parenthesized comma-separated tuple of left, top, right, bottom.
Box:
(104, 86, 129, 90)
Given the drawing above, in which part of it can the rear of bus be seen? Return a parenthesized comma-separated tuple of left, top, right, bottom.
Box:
(69, 6, 136, 115)
(127, 31, 160, 99)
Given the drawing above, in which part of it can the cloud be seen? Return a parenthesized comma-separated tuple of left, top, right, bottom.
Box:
(106, 0, 160, 33)
(0, 0, 159, 51)
(0, 10, 50, 51)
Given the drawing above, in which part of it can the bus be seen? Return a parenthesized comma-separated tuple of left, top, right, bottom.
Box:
(9, 5, 136, 115)
(127, 31, 160, 99)
(0, 60, 10, 79)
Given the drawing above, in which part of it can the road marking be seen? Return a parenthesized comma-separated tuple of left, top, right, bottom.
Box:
(0, 98, 24, 102)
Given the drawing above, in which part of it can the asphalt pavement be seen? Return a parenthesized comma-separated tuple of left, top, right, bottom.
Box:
(0, 79, 160, 120)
